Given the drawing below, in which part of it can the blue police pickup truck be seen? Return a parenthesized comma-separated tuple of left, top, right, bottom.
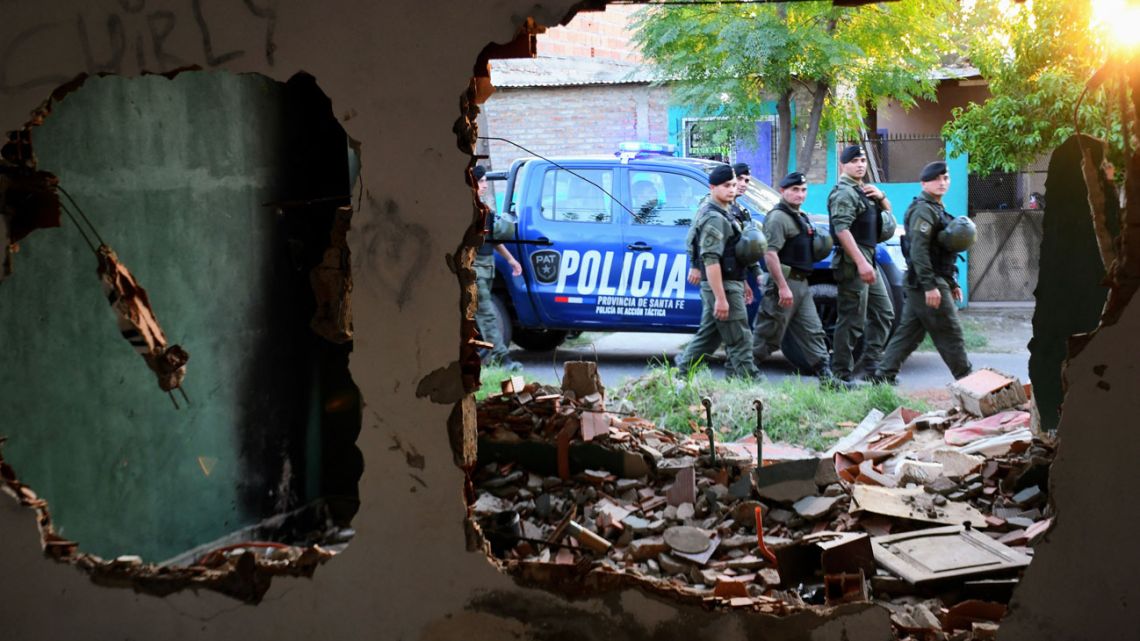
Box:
(485, 144, 906, 370)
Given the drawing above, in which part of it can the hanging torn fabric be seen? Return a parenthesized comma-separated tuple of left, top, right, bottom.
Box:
(95, 244, 190, 401)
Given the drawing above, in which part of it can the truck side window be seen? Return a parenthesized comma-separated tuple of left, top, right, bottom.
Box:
(540, 169, 613, 223)
(629, 171, 704, 226)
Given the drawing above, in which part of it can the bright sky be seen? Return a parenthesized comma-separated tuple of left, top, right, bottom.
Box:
(1092, 0, 1140, 49)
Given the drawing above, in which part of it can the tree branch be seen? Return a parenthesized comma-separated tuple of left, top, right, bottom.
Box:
(775, 91, 792, 181)
(795, 81, 829, 175)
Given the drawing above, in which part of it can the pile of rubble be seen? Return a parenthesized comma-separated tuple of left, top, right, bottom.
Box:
(471, 363, 1052, 638)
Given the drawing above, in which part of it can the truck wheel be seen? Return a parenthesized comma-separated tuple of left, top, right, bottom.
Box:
(811, 283, 839, 350)
(779, 335, 814, 374)
(512, 327, 569, 352)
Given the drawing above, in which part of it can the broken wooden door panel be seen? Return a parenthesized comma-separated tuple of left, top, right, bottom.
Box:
(871, 525, 1032, 584)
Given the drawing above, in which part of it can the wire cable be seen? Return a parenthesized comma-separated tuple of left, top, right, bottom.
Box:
(477, 136, 639, 218)
(58, 201, 98, 254)
(56, 185, 107, 248)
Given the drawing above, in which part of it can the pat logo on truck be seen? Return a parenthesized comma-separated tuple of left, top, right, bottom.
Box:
(531, 250, 560, 284)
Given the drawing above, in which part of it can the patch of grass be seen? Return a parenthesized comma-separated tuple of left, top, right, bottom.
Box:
(916, 317, 988, 352)
(612, 362, 929, 451)
(475, 364, 562, 402)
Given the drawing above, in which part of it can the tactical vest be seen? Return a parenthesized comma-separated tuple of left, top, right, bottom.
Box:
(830, 183, 882, 251)
(769, 203, 815, 274)
(692, 206, 746, 281)
(902, 197, 958, 286)
(732, 201, 752, 224)
(477, 205, 496, 256)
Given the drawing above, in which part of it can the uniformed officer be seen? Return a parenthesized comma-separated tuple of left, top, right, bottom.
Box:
(686, 162, 761, 287)
(870, 162, 973, 384)
(473, 165, 524, 371)
(675, 164, 762, 379)
(828, 145, 895, 382)
(751, 172, 843, 386)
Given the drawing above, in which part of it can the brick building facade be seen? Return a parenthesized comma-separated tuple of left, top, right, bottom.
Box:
(537, 5, 642, 62)
(483, 81, 672, 169)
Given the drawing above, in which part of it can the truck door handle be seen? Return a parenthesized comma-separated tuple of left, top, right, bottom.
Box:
(513, 237, 553, 246)
(627, 242, 653, 251)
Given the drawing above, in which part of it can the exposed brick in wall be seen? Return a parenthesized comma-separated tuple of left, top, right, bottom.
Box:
(538, 5, 642, 62)
(483, 80, 832, 185)
(482, 84, 672, 169)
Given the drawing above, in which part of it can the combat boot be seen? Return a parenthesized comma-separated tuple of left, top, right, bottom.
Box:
(864, 371, 897, 386)
(817, 365, 858, 391)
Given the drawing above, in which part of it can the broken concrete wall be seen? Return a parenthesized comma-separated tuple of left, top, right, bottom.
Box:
(0, 70, 351, 561)
(1028, 135, 1115, 433)
(0, 1, 1137, 640)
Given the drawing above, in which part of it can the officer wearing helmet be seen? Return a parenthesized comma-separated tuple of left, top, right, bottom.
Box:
(675, 164, 762, 379)
(869, 161, 973, 384)
(751, 172, 845, 387)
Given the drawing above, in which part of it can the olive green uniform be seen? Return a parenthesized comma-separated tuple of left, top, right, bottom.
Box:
(474, 254, 509, 363)
(475, 203, 512, 365)
(682, 199, 761, 373)
(876, 193, 972, 380)
(676, 200, 761, 379)
(686, 199, 762, 281)
(751, 200, 829, 371)
(828, 174, 894, 379)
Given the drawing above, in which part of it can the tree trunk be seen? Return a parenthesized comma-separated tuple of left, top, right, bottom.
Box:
(775, 91, 792, 183)
(795, 81, 828, 176)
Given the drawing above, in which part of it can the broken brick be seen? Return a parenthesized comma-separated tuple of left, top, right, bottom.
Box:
(666, 466, 696, 507)
(792, 495, 840, 520)
(950, 368, 1028, 417)
(713, 576, 750, 598)
(628, 537, 669, 561)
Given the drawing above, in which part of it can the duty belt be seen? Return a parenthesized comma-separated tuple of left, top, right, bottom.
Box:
(787, 269, 810, 281)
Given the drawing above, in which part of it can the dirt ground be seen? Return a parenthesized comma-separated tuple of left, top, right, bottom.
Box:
(915, 303, 1034, 409)
(960, 304, 1035, 353)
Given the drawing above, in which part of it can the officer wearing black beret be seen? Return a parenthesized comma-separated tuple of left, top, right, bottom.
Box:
(751, 172, 845, 386)
(676, 164, 761, 379)
(473, 164, 523, 372)
(827, 144, 895, 382)
(870, 161, 973, 385)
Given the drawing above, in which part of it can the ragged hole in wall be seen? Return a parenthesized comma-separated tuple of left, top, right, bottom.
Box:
(0, 70, 363, 603)
(444, 17, 1069, 635)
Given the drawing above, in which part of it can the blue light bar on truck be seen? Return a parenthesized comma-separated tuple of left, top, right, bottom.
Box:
(616, 141, 677, 160)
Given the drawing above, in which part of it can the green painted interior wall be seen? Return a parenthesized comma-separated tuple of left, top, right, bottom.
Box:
(0, 72, 351, 562)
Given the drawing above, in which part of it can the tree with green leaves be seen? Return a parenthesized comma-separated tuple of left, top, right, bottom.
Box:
(631, 0, 954, 181)
(943, 0, 1124, 174)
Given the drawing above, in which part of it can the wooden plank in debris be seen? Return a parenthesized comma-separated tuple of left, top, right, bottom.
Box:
(871, 525, 1032, 584)
(824, 409, 886, 456)
(850, 485, 986, 527)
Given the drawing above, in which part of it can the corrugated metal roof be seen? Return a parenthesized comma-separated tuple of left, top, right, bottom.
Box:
(489, 56, 664, 88)
(489, 56, 981, 89)
(933, 64, 982, 80)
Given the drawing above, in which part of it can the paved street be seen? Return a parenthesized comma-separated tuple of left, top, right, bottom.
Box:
(508, 304, 1035, 391)
(510, 332, 1029, 390)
